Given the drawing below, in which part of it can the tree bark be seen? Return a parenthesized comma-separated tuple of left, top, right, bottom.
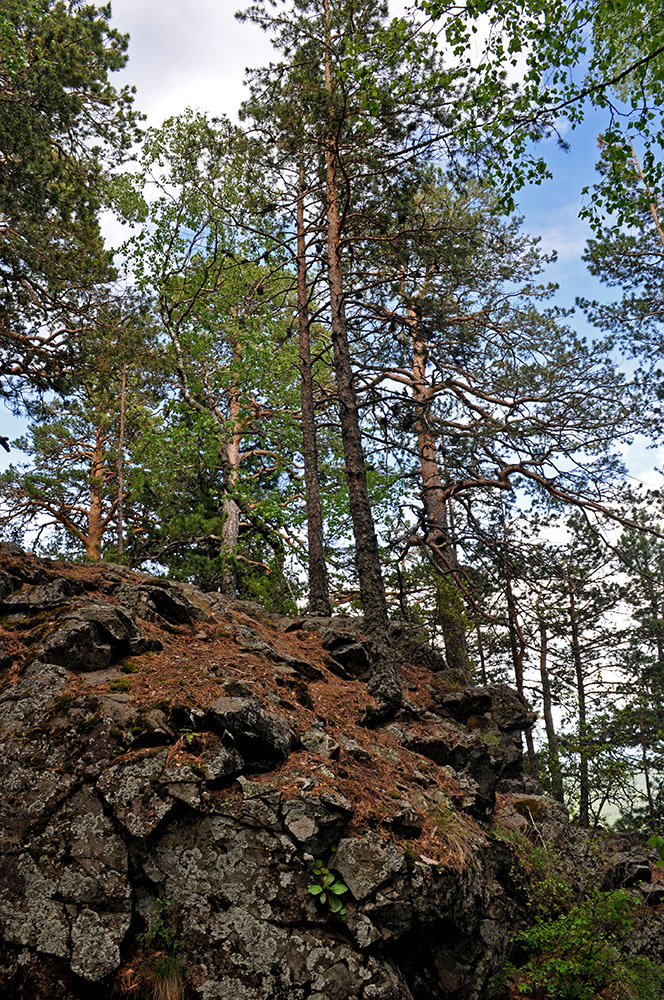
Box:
(87, 424, 105, 561)
(322, 0, 400, 711)
(568, 573, 590, 826)
(538, 618, 565, 802)
(297, 154, 331, 616)
(221, 334, 243, 596)
(502, 555, 538, 778)
(116, 363, 126, 556)
(409, 304, 471, 676)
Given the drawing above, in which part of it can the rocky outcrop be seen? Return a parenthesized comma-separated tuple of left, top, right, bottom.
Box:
(0, 549, 661, 1000)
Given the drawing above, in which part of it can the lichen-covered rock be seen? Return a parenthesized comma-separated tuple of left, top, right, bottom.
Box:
(601, 852, 652, 890)
(281, 792, 353, 855)
(300, 726, 340, 759)
(2, 577, 82, 611)
(0, 658, 68, 734)
(96, 750, 181, 837)
(334, 832, 406, 902)
(0, 785, 131, 985)
(494, 793, 569, 843)
(402, 718, 521, 816)
(70, 909, 131, 981)
(3, 551, 660, 1000)
(35, 602, 146, 671)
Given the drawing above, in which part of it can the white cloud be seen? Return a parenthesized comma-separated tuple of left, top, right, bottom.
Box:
(527, 201, 591, 262)
(110, 0, 274, 124)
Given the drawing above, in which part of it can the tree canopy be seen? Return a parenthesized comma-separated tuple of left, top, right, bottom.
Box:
(2, 0, 664, 825)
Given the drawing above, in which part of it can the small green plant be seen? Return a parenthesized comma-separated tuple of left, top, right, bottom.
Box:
(307, 860, 349, 918)
(404, 844, 416, 869)
(136, 897, 185, 1000)
(120, 662, 139, 674)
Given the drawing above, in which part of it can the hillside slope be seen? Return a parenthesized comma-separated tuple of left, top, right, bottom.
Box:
(0, 544, 661, 999)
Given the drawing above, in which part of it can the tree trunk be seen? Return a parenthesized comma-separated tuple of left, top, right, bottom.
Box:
(297, 154, 331, 616)
(116, 363, 126, 556)
(87, 424, 105, 561)
(322, 0, 400, 712)
(568, 574, 590, 826)
(409, 304, 470, 676)
(221, 340, 243, 596)
(539, 619, 565, 802)
(503, 558, 538, 778)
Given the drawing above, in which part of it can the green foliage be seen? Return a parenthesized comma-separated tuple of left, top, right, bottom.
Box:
(138, 897, 183, 957)
(507, 889, 664, 1000)
(307, 860, 349, 919)
(416, 0, 664, 214)
(0, 0, 140, 395)
(136, 897, 185, 1000)
(647, 833, 664, 866)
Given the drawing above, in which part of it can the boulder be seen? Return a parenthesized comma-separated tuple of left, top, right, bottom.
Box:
(206, 695, 298, 769)
(113, 581, 209, 625)
(281, 792, 353, 855)
(35, 603, 146, 671)
(322, 628, 371, 678)
(601, 852, 652, 890)
(334, 832, 406, 902)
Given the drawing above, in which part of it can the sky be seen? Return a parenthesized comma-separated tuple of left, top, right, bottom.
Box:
(2, 0, 661, 486)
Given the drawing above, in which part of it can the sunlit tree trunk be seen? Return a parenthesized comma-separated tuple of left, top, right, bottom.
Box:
(116, 363, 127, 556)
(87, 424, 106, 561)
(221, 334, 243, 596)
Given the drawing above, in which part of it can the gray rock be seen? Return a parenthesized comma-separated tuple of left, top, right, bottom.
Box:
(0, 569, 16, 602)
(206, 696, 297, 769)
(70, 909, 130, 981)
(201, 744, 244, 781)
(337, 734, 374, 764)
(601, 852, 652, 890)
(0, 660, 68, 734)
(384, 804, 423, 839)
(2, 577, 82, 611)
(403, 717, 523, 816)
(641, 883, 664, 906)
(300, 728, 340, 759)
(0, 639, 12, 669)
(334, 832, 406, 902)
(36, 602, 146, 671)
(281, 793, 353, 854)
(322, 628, 371, 678)
(114, 581, 210, 624)
(236, 624, 323, 679)
(96, 750, 175, 837)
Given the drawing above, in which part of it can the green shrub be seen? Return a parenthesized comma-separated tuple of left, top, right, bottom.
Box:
(508, 889, 664, 1000)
